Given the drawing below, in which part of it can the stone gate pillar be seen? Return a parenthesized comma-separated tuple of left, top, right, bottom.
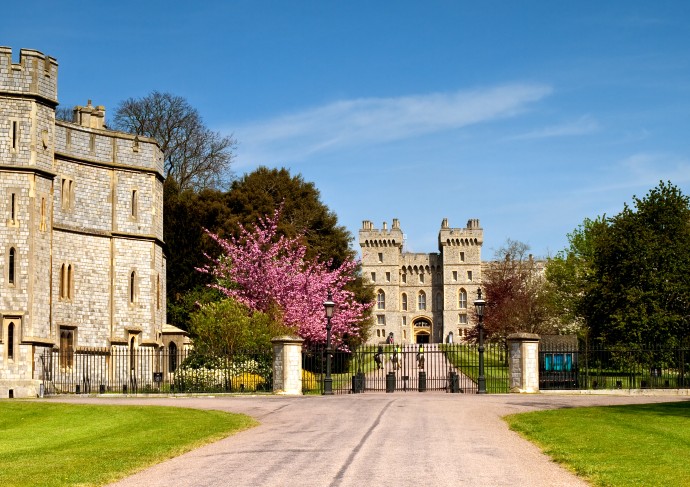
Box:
(272, 336, 304, 395)
(507, 333, 540, 393)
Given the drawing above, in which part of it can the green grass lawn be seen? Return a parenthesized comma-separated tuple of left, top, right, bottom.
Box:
(0, 401, 257, 486)
(505, 401, 690, 487)
(441, 345, 510, 393)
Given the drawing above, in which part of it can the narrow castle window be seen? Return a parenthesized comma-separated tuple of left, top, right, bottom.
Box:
(8, 247, 16, 285)
(40, 197, 46, 231)
(460, 252, 465, 262)
(7, 322, 15, 359)
(467, 271, 473, 281)
(418, 291, 426, 311)
(10, 193, 16, 223)
(370, 272, 376, 282)
(61, 178, 74, 210)
(436, 293, 443, 311)
(129, 271, 137, 303)
(459, 289, 467, 309)
(11, 121, 18, 151)
(377, 315, 385, 325)
(452, 271, 457, 281)
(59, 263, 66, 298)
(402, 316, 407, 326)
(401, 293, 408, 311)
(385, 272, 390, 282)
(377, 252, 383, 263)
(131, 190, 138, 219)
(401, 273, 406, 284)
(67, 264, 73, 300)
(419, 273, 424, 284)
(377, 290, 385, 310)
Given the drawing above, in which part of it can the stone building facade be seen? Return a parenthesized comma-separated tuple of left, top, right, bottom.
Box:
(360, 218, 483, 344)
(0, 47, 166, 397)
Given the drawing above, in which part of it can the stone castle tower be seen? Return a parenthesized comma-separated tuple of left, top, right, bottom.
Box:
(359, 218, 482, 344)
(0, 47, 166, 397)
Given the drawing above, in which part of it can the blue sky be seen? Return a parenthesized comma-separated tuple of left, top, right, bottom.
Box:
(6, 1, 690, 258)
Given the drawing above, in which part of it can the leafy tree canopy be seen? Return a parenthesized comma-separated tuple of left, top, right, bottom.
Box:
(586, 181, 690, 346)
(548, 181, 690, 347)
(189, 297, 292, 356)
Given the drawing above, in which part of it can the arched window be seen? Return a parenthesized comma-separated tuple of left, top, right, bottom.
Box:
(129, 271, 137, 303)
(418, 291, 426, 311)
(60, 263, 66, 298)
(67, 264, 73, 300)
(377, 290, 385, 310)
(168, 342, 178, 373)
(8, 247, 16, 285)
(7, 322, 14, 359)
(459, 289, 467, 309)
(401, 293, 408, 311)
(129, 336, 136, 371)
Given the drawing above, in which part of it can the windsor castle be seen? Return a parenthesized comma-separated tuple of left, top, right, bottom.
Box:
(360, 218, 483, 345)
(0, 47, 170, 398)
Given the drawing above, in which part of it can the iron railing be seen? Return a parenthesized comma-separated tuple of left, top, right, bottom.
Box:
(40, 347, 273, 395)
(539, 343, 690, 390)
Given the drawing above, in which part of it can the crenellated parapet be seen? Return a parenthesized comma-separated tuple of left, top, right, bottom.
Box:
(438, 218, 483, 249)
(0, 47, 58, 106)
(359, 219, 404, 248)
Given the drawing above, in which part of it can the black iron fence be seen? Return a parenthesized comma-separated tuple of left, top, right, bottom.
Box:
(40, 347, 273, 395)
(539, 342, 690, 390)
(302, 343, 510, 394)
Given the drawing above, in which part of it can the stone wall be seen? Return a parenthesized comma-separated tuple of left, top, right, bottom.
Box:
(1, 47, 166, 396)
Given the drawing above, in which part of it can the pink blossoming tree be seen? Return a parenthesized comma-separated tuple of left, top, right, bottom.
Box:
(199, 209, 371, 348)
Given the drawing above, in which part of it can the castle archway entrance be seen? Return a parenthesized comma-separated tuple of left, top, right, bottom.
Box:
(413, 318, 431, 344)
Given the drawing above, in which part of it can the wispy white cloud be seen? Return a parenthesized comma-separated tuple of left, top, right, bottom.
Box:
(581, 152, 690, 195)
(230, 84, 553, 167)
(507, 115, 599, 140)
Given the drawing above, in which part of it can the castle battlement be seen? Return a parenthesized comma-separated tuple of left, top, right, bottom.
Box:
(438, 218, 483, 248)
(0, 47, 58, 105)
(359, 219, 404, 247)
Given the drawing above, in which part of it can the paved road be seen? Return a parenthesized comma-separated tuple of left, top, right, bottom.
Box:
(51, 393, 688, 487)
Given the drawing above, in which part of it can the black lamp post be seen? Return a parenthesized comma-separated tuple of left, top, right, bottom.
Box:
(474, 288, 487, 394)
(323, 291, 335, 395)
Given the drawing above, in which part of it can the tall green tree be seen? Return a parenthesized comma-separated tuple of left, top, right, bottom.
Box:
(585, 182, 690, 347)
(224, 167, 355, 267)
(544, 217, 605, 334)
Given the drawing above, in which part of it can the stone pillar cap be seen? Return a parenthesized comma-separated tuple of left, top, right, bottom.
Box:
(507, 332, 540, 341)
(271, 335, 305, 344)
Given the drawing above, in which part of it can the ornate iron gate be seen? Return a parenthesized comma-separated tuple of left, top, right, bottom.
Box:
(302, 343, 510, 394)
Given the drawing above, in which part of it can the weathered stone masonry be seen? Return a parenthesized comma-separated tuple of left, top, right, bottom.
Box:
(0, 47, 166, 397)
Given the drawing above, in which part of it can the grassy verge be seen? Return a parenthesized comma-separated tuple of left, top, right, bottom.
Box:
(441, 345, 510, 393)
(0, 401, 257, 486)
(505, 401, 690, 486)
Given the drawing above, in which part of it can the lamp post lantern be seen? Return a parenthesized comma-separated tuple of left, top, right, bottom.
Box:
(474, 288, 487, 394)
(323, 291, 335, 395)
